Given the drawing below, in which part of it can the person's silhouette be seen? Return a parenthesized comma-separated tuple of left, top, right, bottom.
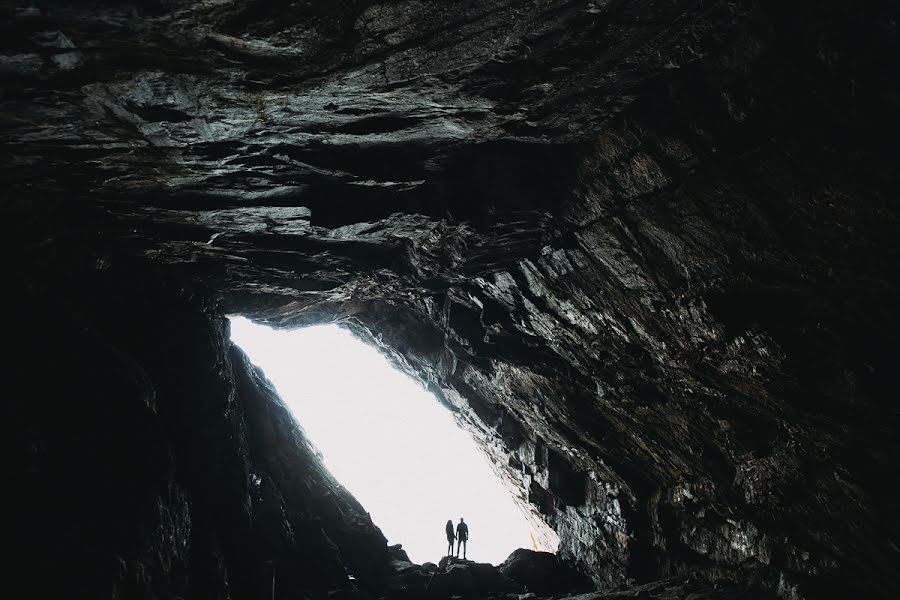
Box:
(445, 519, 455, 556)
(455, 518, 468, 559)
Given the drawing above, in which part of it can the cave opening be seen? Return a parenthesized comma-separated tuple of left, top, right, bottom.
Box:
(229, 316, 537, 565)
(8, 0, 899, 596)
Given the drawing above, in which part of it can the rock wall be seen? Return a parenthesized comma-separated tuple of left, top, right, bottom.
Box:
(6, 259, 391, 599)
(4, 1, 900, 598)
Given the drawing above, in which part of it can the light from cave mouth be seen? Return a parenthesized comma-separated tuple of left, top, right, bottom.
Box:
(229, 317, 535, 565)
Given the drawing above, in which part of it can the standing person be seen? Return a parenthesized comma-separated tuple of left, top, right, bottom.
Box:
(455, 518, 469, 559)
(445, 519, 455, 556)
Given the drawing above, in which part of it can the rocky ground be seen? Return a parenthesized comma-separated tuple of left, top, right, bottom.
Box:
(352, 548, 775, 600)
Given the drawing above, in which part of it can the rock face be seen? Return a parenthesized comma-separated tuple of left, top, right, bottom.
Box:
(7, 271, 392, 599)
(501, 549, 593, 595)
(4, 1, 900, 599)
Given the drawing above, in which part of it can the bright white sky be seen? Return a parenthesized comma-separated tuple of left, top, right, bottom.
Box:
(229, 317, 534, 564)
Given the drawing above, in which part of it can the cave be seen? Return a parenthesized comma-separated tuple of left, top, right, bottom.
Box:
(227, 317, 540, 565)
(4, 2, 899, 600)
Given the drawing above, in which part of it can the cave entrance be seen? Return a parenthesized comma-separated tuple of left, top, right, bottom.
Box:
(229, 317, 535, 565)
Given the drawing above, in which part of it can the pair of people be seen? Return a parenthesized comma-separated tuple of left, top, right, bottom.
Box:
(445, 518, 469, 559)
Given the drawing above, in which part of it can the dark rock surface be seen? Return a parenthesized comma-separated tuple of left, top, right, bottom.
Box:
(4, 1, 900, 599)
(559, 577, 777, 600)
(388, 543, 412, 563)
(7, 272, 764, 600)
(501, 549, 593, 595)
(385, 556, 523, 599)
(7, 268, 392, 598)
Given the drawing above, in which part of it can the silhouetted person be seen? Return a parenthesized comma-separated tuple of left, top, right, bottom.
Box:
(455, 518, 468, 559)
(445, 519, 455, 556)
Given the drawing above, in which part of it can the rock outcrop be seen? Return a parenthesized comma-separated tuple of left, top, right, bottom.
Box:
(7, 270, 392, 598)
(501, 549, 593, 595)
(4, 1, 899, 599)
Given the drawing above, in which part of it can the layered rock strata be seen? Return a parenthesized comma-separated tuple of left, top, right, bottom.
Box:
(4, 1, 899, 599)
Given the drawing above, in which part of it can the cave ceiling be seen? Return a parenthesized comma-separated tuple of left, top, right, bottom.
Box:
(4, 1, 900, 598)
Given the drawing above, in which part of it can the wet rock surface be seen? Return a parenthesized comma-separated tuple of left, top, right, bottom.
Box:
(4, 1, 900, 599)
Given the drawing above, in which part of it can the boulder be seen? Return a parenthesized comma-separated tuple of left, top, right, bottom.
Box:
(388, 543, 411, 562)
(499, 549, 593, 595)
(438, 555, 470, 570)
(428, 558, 523, 598)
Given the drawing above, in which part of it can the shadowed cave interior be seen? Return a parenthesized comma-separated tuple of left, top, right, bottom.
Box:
(5, 1, 900, 599)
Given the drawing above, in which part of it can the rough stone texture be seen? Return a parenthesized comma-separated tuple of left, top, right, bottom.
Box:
(4, 1, 900, 599)
(501, 549, 593, 595)
(386, 557, 524, 599)
(559, 577, 777, 600)
(6, 266, 392, 599)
